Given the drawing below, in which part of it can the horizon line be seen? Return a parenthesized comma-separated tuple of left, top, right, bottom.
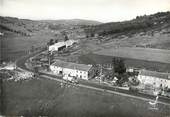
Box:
(1, 10, 170, 23)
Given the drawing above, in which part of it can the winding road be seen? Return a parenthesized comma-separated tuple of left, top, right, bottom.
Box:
(16, 49, 170, 106)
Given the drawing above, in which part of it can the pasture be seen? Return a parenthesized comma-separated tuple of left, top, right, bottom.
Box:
(94, 47, 170, 64)
(79, 53, 170, 72)
(0, 30, 54, 62)
(1, 78, 170, 117)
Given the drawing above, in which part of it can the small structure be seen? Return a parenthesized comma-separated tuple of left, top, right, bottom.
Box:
(48, 40, 76, 52)
(126, 67, 140, 73)
(50, 60, 95, 80)
(138, 70, 170, 88)
(0, 32, 4, 36)
(112, 77, 118, 85)
(126, 68, 134, 72)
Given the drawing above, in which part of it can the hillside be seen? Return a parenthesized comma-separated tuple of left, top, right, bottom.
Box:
(0, 17, 101, 36)
(41, 19, 102, 25)
(84, 11, 170, 50)
(85, 11, 170, 36)
(0, 16, 101, 62)
(1, 11, 170, 63)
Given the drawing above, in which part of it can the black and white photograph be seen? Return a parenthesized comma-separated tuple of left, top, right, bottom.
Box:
(0, 0, 170, 116)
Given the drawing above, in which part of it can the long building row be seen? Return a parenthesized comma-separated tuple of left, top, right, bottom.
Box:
(50, 60, 95, 80)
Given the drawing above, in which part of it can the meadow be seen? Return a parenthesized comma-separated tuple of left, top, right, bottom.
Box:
(0, 30, 54, 62)
(94, 47, 170, 64)
(1, 78, 170, 117)
(79, 53, 170, 72)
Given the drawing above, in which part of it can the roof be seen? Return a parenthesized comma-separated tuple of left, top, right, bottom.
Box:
(51, 60, 92, 72)
(52, 41, 66, 48)
(139, 70, 170, 80)
(65, 40, 76, 46)
(49, 40, 76, 48)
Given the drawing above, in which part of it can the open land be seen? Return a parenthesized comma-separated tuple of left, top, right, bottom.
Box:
(0, 30, 54, 62)
(94, 47, 170, 64)
(1, 12, 170, 116)
(78, 52, 170, 72)
(2, 78, 170, 117)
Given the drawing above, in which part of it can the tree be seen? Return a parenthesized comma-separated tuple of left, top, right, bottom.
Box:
(47, 51, 54, 70)
(55, 39, 58, 43)
(112, 57, 128, 86)
(112, 57, 126, 75)
(49, 39, 54, 45)
(90, 33, 94, 37)
(33, 66, 39, 77)
(31, 45, 35, 52)
(64, 34, 69, 41)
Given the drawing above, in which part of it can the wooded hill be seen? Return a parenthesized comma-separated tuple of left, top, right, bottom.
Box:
(85, 11, 170, 37)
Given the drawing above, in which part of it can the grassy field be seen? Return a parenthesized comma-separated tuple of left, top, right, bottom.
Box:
(0, 30, 54, 62)
(94, 47, 170, 64)
(79, 53, 170, 72)
(1, 78, 170, 117)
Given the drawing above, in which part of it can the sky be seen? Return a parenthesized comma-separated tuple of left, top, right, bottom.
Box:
(0, 0, 170, 22)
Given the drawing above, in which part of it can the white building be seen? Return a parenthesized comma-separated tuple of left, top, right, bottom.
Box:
(65, 40, 76, 47)
(138, 70, 170, 88)
(0, 32, 4, 36)
(126, 67, 140, 73)
(50, 60, 94, 80)
(49, 41, 66, 52)
(48, 40, 76, 52)
(0, 62, 16, 70)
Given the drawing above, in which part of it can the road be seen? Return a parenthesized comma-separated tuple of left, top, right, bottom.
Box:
(16, 49, 170, 106)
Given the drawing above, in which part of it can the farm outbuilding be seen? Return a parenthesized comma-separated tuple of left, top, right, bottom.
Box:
(48, 40, 77, 52)
(49, 41, 66, 52)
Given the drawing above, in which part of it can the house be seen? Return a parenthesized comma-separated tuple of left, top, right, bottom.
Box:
(138, 70, 170, 88)
(126, 67, 140, 73)
(50, 60, 95, 80)
(126, 67, 134, 72)
(48, 40, 77, 52)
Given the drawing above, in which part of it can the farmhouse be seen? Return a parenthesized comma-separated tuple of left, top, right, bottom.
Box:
(50, 60, 95, 80)
(48, 40, 76, 52)
(138, 70, 170, 88)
